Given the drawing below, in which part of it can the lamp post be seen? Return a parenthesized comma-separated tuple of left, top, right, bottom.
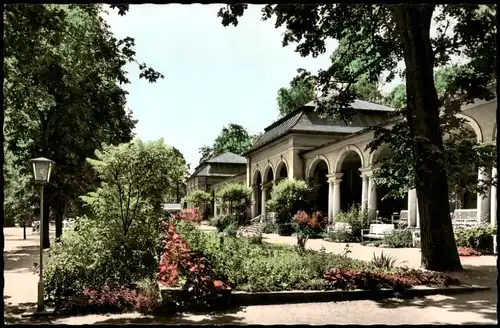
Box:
(30, 157, 54, 312)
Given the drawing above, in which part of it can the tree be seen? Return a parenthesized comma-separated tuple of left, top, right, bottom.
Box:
(186, 190, 213, 208)
(198, 123, 252, 163)
(3, 4, 164, 247)
(217, 4, 496, 271)
(215, 183, 251, 223)
(277, 66, 383, 117)
(81, 139, 187, 233)
(372, 66, 497, 200)
(267, 179, 312, 236)
(277, 69, 315, 116)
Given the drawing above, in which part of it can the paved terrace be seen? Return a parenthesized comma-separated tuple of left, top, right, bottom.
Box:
(3, 226, 497, 325)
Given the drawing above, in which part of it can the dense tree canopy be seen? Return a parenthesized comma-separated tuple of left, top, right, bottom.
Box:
(373, 66, 497, 200)
(3, 4, 164, 246)
(198, 123, 253, 163)
(218, 4, 496, 271)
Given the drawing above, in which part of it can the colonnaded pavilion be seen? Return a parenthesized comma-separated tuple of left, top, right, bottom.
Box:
(187, 83, 497, 228)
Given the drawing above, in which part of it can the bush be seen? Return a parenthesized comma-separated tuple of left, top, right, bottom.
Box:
(454, 225, 496, 254)
(382, 229, 413, 248)
(216, 183, 251, 225)
(175, 208, 203, 223)
(267, 179, 312, 235)
(457, 247, 482, 256)
(213, 215, 236, 232)
(45, 217, 164, 299)
(293, 211, 327, 251)
(263, 221, 278, 234)
(370, 252, 397, 270)
(324, 268, 460, 291)
(325, 223, 357, 242)
(334, 204, 368, 240)
(186, 189, 213, 209)
(157, 222, 231, 311)
(222, 222, 238, 237)
(173, 220, 371, 292)
(55, 286, 158, 315)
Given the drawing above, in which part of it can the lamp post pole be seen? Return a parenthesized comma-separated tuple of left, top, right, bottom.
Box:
(38, 184, 45, 311)
(29, 157, 54, 314)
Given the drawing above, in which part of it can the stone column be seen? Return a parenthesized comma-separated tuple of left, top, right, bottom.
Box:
(367, 172, 377, 221)
(251, 185, 259, 218)
(261, 184, 268, 222)
(477, 167, 491, 224)
(416, 203, 420, 228)
(328, 181, 334, 223)
(408, 189, 417, 227)
(491, 167, 497, 226)
(331, 173, 343, 219)
(359, 168, 370, 212)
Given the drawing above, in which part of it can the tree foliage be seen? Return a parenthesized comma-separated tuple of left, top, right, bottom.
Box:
(81, 139, 187, 234)
(217, 4, 496, 271)
(3, 4, 164, 246)
(216, 183, 251, 220)
(186, 189, 213, 209)
(267, 179, 312, 234)
(374, 66, 497, 200)
(277, 69, 316, 117)
(198, 123, 253, 163)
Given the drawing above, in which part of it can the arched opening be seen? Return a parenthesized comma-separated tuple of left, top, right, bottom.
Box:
(338, 151, 363, 212)
(311, 160, 329, 213)
(371, 145, 407, 219)
(277, 162, 288, 181)
(264, 166, 274, 184)
(448, 123, 479, 211)
(254, 171, 263, 216)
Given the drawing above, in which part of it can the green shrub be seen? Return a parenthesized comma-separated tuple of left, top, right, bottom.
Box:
(173, 220, 373, 292)
(46, 140, 181, 299)
(213, 215, 236, 232)
(267, 179, 312, 235)
(186, 189, 213, 209)
(222, 222, 238, 237)
(216, 183, 251, 225)
(454, 225, 496, 254)
(45, 217, 164, 299)
(382, 229, 413, 248)
(370, 252, 397, 270)
(263, 221, 278, 234)
(334, 204, 368, 239)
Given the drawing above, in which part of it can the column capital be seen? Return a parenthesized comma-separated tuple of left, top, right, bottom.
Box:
(359, 167, 374, 178)
(327, 173, 343, 184)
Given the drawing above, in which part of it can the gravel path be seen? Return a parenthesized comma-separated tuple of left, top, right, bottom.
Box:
(3, 227, 497, 325)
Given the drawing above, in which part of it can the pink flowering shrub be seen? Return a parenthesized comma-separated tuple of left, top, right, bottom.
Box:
(174, 208, 203, 223)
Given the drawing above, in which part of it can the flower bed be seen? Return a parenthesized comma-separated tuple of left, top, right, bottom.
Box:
(457, 247, 482, 257)
(55, 286, 157, 315)
(171, 220, 461, 294)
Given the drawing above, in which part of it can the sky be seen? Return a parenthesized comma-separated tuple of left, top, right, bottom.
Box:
(104, 4, 406, 171)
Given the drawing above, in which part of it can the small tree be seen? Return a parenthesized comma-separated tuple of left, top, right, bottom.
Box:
(293, 211, 327, 251)
(216, 183, 251, 224)
(186, 189, 213, 212)
(267, 179, 312, 235)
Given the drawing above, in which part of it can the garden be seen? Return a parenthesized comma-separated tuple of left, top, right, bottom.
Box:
(42, 150, 472, 317)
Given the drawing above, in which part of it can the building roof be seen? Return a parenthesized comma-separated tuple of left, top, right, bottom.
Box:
(204, 152, 246, 165)
(247, 99, 395, 154)
(188, 152, 247, 181)
(304, 98, 396, 112)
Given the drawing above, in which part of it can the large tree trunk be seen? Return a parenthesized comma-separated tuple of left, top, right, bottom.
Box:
(393, 5, 462, 271)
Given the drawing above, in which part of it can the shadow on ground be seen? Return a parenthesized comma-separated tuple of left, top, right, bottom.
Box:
(374, 264, 498, 324)
(3, 245, 40, 272)
(94, 309, 247, 325)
